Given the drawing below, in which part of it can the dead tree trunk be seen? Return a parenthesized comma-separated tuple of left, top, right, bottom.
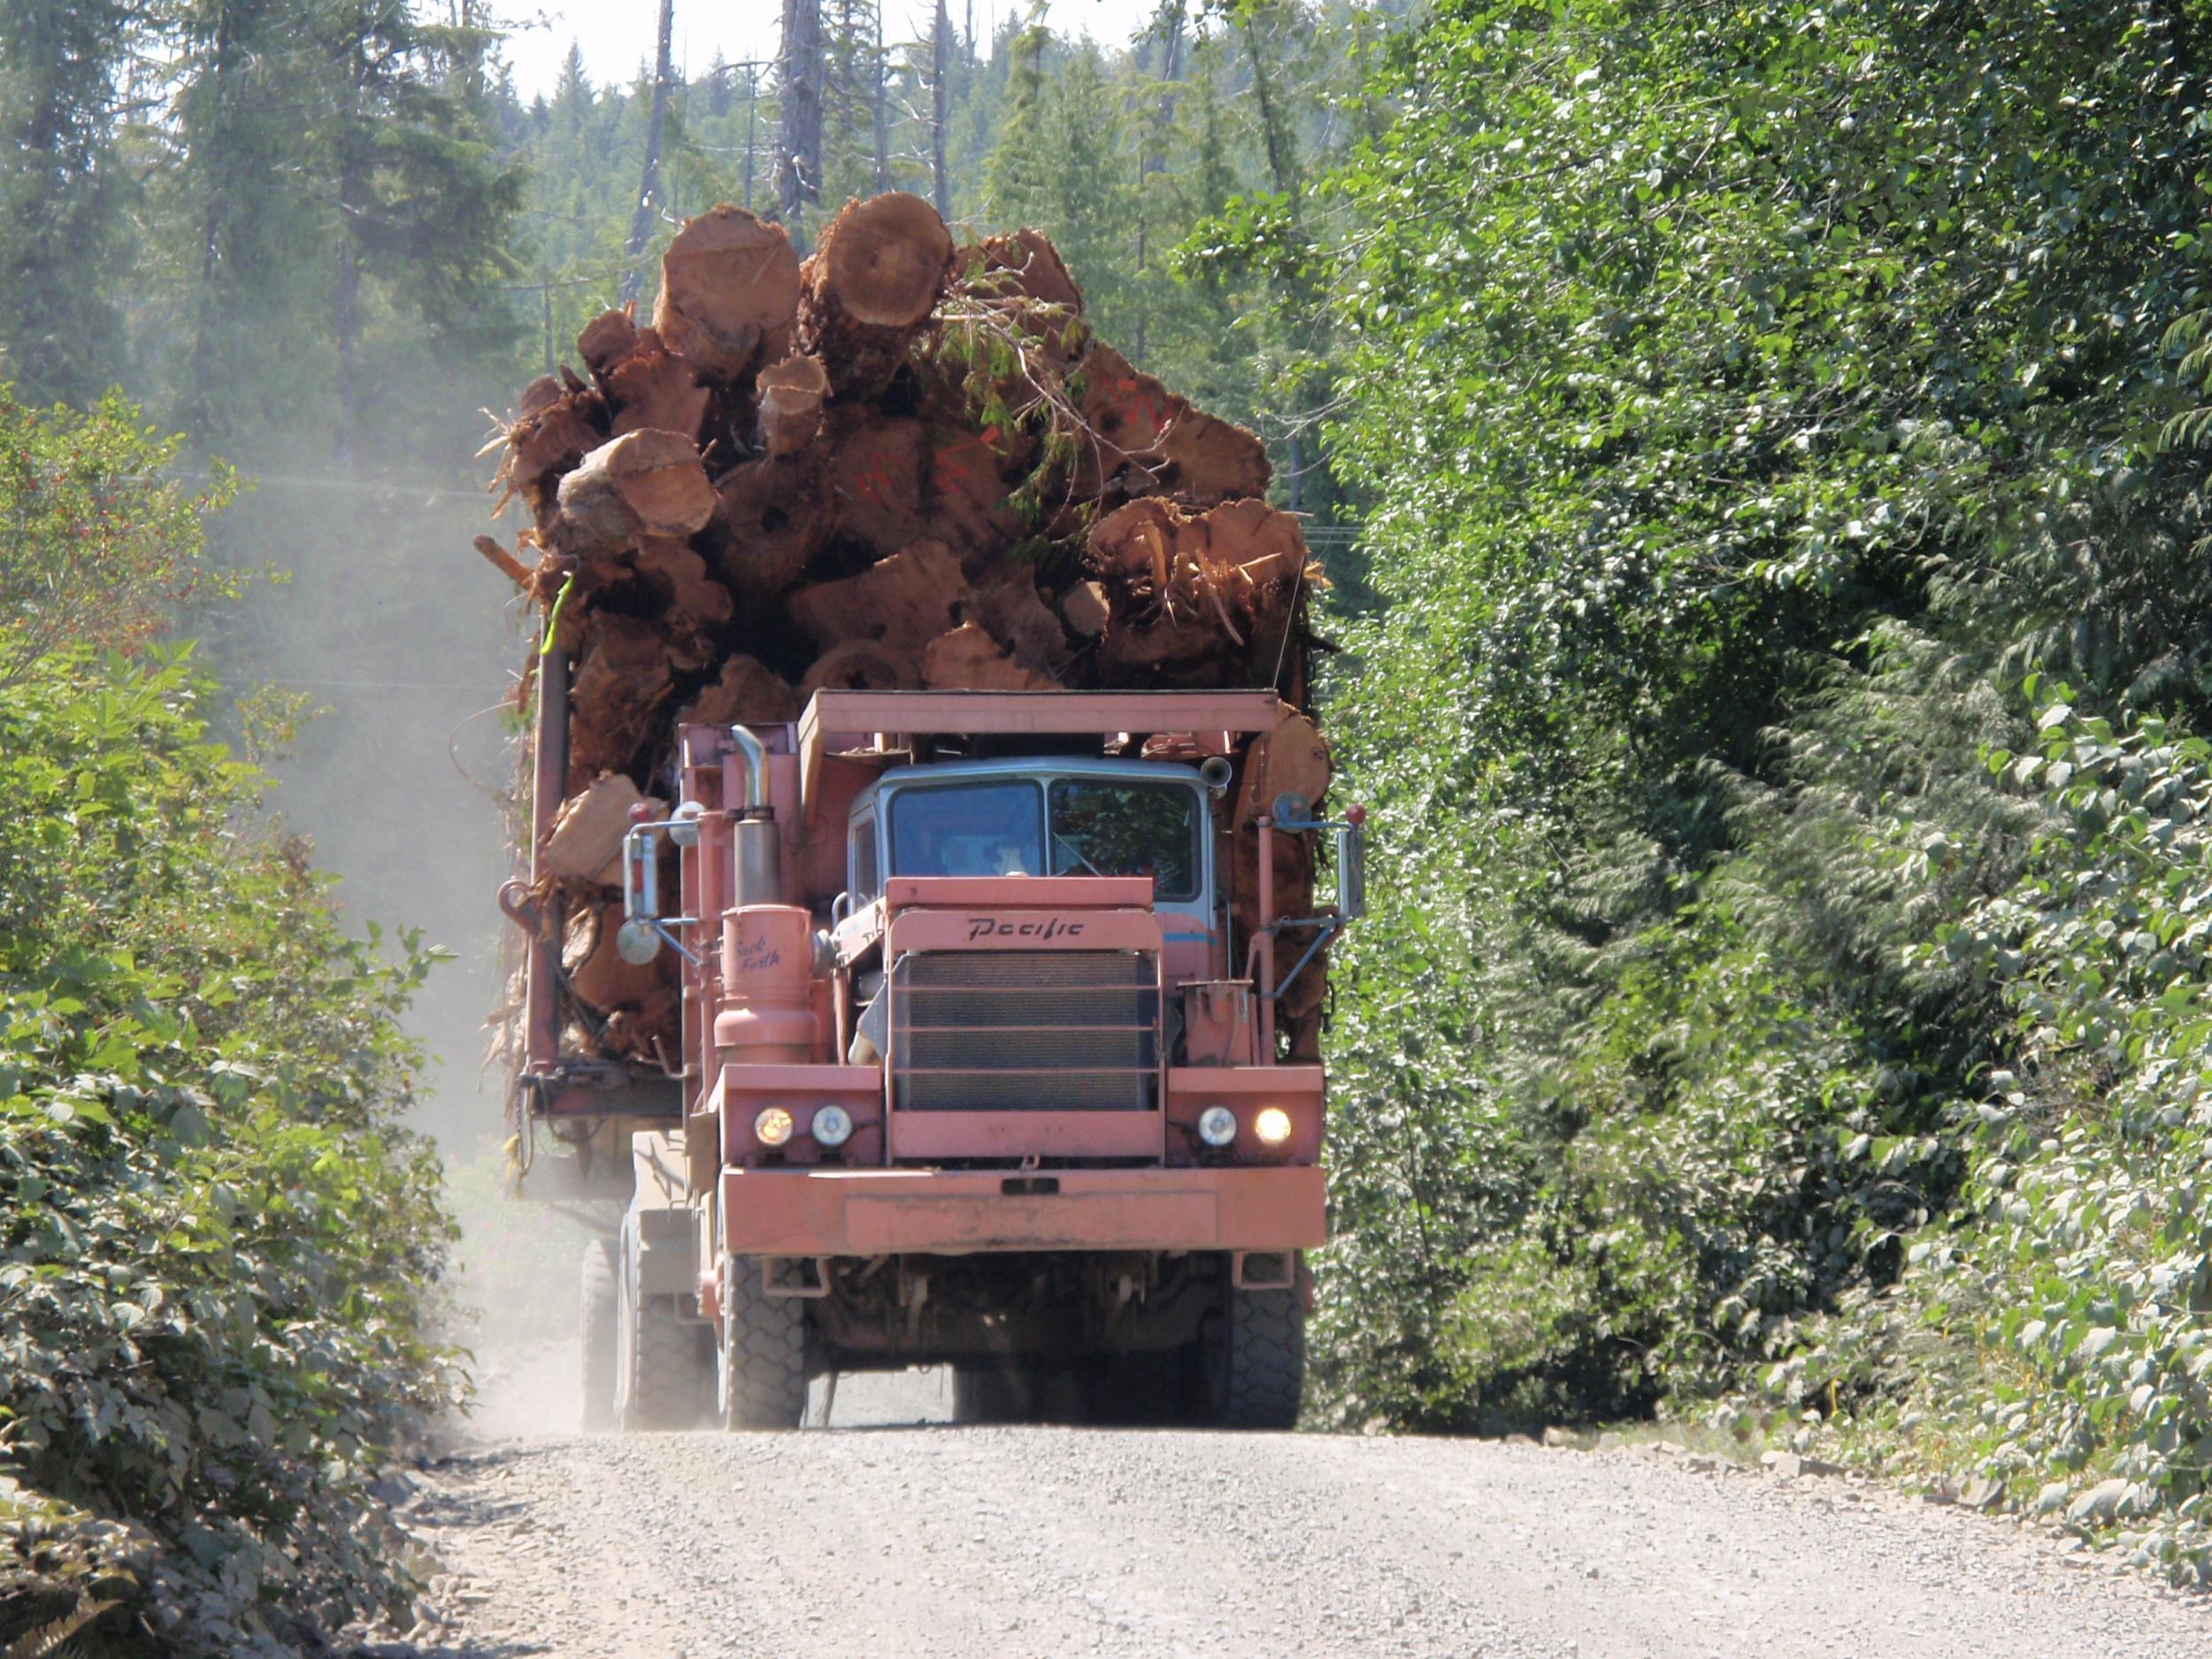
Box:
(621, 0, 677, 305)
(777, 0, 825, 234)
(931, 0, 951, 217)
(871, 4, 890, 194)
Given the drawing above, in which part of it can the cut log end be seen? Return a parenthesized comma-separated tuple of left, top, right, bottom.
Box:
(820, 192, 956, 328)
(654, 204, 802, 382)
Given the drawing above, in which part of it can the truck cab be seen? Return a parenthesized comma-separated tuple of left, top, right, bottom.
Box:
(523, 689, 1360, 1431)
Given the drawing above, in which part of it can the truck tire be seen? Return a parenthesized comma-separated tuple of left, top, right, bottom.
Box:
(616, 1224, 710, 1431)
(579, 1237, 618, 1432)
(718, 1254, 807, 1430)
(1206, 1287, 1305, 1430)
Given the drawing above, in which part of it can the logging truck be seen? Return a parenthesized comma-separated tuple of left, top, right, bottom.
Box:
(502, 680, 1363, 1429)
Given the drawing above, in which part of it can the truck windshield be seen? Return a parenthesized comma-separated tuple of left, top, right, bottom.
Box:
(1047, 779, 1200, 901)
(888, 781, 1046, 878)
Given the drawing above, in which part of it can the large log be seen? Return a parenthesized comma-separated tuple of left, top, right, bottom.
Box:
(603, 326, 711, 442)
(921, 622, 1056, 691)
(568, 614, 679, 786)
(830, 414, 933, 557)
(632, 536, 733, 659)
(578, 309, 638, 377)
(553, 428, 718, 557)
(490, 378, 604, 522)
(786, 539, 969, 653)
(565, 900, 667, 1013)
(927, 426, 1022, 563)
(973, 227, 1086, 362)
(707, 453, 833, 605)
(1156, 400, 1272, 505)
(970, 557, 1071, 674)
(1233, 710, 1332, 829)
(798, 192, 955, 398)
(675, 655, 801, 728)
(798, 639, 920, 698)
(653, 205, 802, 382)
(544, 774, 664, 885)
(1088, 495, 1314, 689)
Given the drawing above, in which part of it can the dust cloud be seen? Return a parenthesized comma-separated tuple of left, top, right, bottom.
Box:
(201, 434, 554, 1365)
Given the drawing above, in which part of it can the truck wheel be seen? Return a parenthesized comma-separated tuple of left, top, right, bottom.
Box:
(579, 1237, 618, 1432)
(616, 1225, 710, 1431)
(952, 1363, 1036, 1425)
(1205, 1287, 1305, 1430)
(718, 1255, 807, 1430)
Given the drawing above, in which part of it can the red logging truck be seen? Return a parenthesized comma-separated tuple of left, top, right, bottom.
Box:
(503, 683, 1363, 1429)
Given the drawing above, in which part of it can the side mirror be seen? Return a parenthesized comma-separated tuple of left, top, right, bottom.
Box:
(1333, 822, 1367, 920)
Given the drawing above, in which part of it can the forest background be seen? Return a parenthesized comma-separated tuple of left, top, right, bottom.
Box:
(10, 0, 2212, 1648)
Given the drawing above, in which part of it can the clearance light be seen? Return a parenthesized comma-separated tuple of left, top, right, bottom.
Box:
(1254, 1108, 1294, 1147)
(1197, 1106, 1238, 1148)
(810, 1103, 854, 1148)
(754, 1107, 795, 1148)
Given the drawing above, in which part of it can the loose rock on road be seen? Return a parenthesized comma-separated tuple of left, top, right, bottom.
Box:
(388, 1349, 2204, 1659)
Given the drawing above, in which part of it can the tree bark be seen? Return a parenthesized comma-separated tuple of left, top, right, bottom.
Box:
(871, 3, 890, 194)
(931, 0, 951, 217)
(777, 0, 825, 233)
(621, 0, 677, 305)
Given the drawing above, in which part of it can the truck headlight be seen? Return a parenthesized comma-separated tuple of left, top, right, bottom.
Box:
(810, 1103, 854, 1148)
(754, 1106, 795, 1148)
(1197, 1105, 1238, 1148)
(1254, 1107, 1293, 1147)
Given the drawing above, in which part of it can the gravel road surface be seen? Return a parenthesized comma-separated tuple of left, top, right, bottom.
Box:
(385, 1346, 2206, 1659)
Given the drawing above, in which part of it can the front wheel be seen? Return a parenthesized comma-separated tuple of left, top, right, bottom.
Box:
(1205, 1286, 1305, 1430)
(718, 1254, 808, 1430)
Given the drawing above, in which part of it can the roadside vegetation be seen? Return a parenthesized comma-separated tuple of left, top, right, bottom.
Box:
(1308, 0, 2212, 1582)
(0, 387, 459, 1653)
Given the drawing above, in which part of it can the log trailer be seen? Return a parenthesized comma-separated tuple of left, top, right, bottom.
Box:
(503, 680, 1363, 1430)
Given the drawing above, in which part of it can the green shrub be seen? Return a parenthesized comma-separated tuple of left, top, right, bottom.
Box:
(1302, 0, 2212, 1573)
(1, 407, 457, 1651)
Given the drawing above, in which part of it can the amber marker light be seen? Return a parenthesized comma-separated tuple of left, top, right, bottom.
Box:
(754, 1107, 795, 1148)
(1254, 1107, 1294, 1147)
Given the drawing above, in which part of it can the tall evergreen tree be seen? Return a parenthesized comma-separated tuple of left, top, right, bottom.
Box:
(0, 0, 141, 402)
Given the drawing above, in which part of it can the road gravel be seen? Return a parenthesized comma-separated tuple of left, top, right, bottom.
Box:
(382, 1344, 2207, 1659)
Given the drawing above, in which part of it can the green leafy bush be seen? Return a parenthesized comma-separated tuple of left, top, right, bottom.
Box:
(1303, 0, 2212, 1571)
(0, 388, 457, 1653)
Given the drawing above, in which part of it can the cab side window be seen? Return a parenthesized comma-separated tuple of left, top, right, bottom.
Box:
(850, 813, 880, 903)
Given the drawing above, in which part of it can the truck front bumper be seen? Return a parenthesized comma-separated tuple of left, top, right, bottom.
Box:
(718, 1164, 1325, 1256)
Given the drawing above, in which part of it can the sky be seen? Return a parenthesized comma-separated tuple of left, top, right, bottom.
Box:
(502, 0, 1165, 100)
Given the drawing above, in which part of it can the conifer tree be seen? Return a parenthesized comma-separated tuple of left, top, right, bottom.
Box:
(0, 0, 142, 403)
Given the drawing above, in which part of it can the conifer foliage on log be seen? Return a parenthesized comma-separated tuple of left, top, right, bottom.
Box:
(480, 191, 1325, 1066)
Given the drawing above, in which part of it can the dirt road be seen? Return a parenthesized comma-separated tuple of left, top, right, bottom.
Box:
(382, 1348, 2204, 1659)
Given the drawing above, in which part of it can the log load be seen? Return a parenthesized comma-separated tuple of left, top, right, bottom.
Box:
(480, 192, 1326, 1067)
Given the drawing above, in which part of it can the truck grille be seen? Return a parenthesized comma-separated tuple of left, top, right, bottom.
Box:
(890, 950, 1160, 1111)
